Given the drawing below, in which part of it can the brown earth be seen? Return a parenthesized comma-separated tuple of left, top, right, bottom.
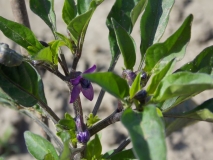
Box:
(0, 0, 213, 160)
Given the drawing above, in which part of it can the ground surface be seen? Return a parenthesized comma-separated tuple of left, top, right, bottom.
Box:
(0, 0, 213, 160)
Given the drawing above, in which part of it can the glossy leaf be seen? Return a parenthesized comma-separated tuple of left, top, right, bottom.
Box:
(77, 0, 92, 14)
(166, 98, 213, 136)
(0, 16, 44, 55)
(146, 59, 175, 94)
(122, 106, 166, 160)
(130, 0, 147, 26)
(140, 0, 175, 55)
(86, 113, 101, 127)
(67, 9, 94, 45)
(152, 72, 213, 102)
(106, 0, 141, 65)
(55, 32, 73, 52)
(86, 134, 102, 160)
(130, 72, 141, 99)
(30, 0, 56, 33)
(44, 153, 55, 160)
(112, 19, 136, 70)
(83, 72, 129, 100)
(0, 62, 46, 107)
(177, 46, 213, 74)
(62, 0, 77, 25)
(32, 40, 65, 64)
(24, 131, 59, 160)
(144, 14, 193, 72)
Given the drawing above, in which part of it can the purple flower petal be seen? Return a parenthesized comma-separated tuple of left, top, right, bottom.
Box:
(83, 65, 96, 74)
(71, 76, 81, 85)
(70, 85, 81, 103)
(81, 84, 94, 101)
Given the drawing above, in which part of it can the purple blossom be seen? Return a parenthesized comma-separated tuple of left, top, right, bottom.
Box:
(70, 65, 96, 103)
(76, 130, 90, 144)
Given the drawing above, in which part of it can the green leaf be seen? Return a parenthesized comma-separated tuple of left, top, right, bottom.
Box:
(77, 0, 103, 15)
(30, 0, 56, 33)
(0, 16, 44, 55)
(86, 134, 102, 160)
(106, 0, 141, 66)
(55, 32, 73, 52)
(104, 149, 136, 160)
(140, 0, 175, 55)
(62, 0, 77, 25)
(112, 19, 136, 70)
(44, 153, 55, 160)
(144, 14, 193, 73)
(83, 72, 129, 100)
(58, 119, 76, 130)
(59, 140, 71, 160)
(130, 0, 147, 26)
(67, 9, 94, 45)
(86, 113, 101, 127)
(24, 131, 59, 160)
(32, 40, 65, 64)
(129, 72, 141, 99)
(58, 132, 72, 160)
(65, 112, 73, 120)
(77, 0, 92, 14)
(121, 106, 166, 160)
(146, 59, 175, 94)
(152, 72, 213, 102)
(0, 62, 46, 107)
(177, 46, 213, 75)
(166, 98, 213, 136)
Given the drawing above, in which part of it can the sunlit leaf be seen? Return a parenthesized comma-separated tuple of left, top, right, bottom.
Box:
(122, 106, 166, 160)
(62, 0, 77, 25)
(112, 19, 136, 70)
(144, 14, 193, 73)
(0, 16, 44, 55)
(30, 0, 56, 33)
(140, 0, 175, 56)
(24, 131, 59, 160)
(152, 72, 213, 102)
(83, 72, 129, 100)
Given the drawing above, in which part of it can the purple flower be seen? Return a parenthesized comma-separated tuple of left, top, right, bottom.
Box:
(77, 130, 90, 144)
(70, 65, 96, 103)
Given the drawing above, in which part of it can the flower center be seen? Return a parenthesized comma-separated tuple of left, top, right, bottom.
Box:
(80, 78, 91, 88)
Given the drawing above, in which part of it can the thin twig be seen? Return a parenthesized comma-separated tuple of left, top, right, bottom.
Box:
(89, 109, 123, 137)
(107, 137, 131, 158)
(92, 54, 120, 115)
(59, 54, 69, 76)
(38, 100, 60, 124)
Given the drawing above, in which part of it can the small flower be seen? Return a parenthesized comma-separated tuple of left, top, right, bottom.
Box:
(76, 130, 90, 144)
(70, 65, 96, 103)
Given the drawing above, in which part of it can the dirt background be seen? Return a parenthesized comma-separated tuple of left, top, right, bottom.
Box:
(1, 0, 213, 160)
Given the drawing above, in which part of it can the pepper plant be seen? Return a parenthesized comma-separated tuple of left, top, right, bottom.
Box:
(0, 0, 213, 160)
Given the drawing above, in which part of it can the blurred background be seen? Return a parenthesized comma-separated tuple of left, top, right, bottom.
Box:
(0, 0, 213, 159)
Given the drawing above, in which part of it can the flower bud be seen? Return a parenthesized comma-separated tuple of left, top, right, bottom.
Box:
(76, 129, 90, 144)
(134, 90, 147, 102)
(122, 70, 136, 86)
